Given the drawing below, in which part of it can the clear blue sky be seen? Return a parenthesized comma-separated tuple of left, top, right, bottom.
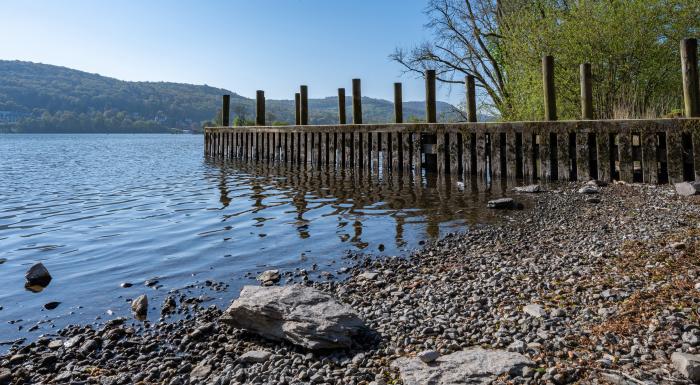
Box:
(1, 0, 466, 106)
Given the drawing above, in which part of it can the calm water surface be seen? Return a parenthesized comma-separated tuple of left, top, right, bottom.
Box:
(0, 134, 514, 347)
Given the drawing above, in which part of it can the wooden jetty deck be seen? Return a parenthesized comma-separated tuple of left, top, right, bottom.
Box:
(205, 39, 700, 185)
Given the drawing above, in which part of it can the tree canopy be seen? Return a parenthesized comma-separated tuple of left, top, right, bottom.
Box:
(392, 0, 700, 121)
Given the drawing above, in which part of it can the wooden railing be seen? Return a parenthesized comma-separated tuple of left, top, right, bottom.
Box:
(205, 38, 700, 184)
(205, 119, 700, 184)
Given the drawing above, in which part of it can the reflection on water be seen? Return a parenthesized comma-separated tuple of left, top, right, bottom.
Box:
(0, 134, 518, 348)
(211, 159, 512, 246)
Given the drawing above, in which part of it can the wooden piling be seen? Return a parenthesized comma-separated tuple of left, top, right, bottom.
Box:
(256, 90, 265, 126)
(338, 88, 347, 124)
(222, 95, 230, 127)
(465, 75, 477, 122)
(294, 93, 301, 125)
(426, 70, 437, 123)
(681, 38, 700, 118)
(580, 63, 593, 119)
(394, 83, 403, 123)
(542, 56, 557, 121)
(352, 79, 362, 124)
(300, 86, 309, 125)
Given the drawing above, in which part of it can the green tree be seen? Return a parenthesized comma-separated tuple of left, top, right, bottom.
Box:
(393, 0, 700, 120)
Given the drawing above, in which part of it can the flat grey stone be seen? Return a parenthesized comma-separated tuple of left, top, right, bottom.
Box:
(190, 362, 212, 382)
(417, 350, 440, 363)
(523, 304, 547, 318)
(513, 185, 542, 193)
(358, 272, 379, 280)
(578, 185, 600, 194)
(391, 347, 534, 385)
(507, 340, 525, 353)
(671, 352, 700, 382)
(257, 269, 280, 284)
(487, 198, 514, 209)
(240, 350, 272, 363)
(221, 285, 367, 350)
(675, 181, 700, 196)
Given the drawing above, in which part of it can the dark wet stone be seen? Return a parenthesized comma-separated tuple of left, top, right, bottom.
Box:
(25, 262, 52, 287)
(44, 301, 61, 310)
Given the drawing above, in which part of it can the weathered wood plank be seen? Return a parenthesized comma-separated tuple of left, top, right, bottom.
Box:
(557, 129, 571, 181)
(667, 129, 684, 183)
(618, 129, 634, 183)
(382, 132, 390, 173)
(362, 132, 369, 170)
(596, 131, 611, 182)
(461, 132, 471, 180)
(402, 130, 411, 172)
(412, 132, 421, 177)
(354, 131, 362, 170)
(476, 131, 487, 177)
(575, 129, 589, 181)
(436, 131, 446, 176)
(506, 128, 517, 180)
(320, 132, 327, 168)
(449, 132, 459, 176)
(641, 130, 658, 184)
(372, 132, 380, 174)
(392, 131, 400, 172)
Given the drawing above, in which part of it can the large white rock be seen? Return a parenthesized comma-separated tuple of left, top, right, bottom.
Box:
(523, 304, 547, 318)
(675, 181, 700, 197)
(391, 348, 534, 385)
(513, 184, 542, 193)
(671, 352, 700, 382)
(221, 285, 367, 350)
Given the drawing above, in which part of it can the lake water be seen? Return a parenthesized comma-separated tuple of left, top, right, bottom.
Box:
(0, 134, 513, 347)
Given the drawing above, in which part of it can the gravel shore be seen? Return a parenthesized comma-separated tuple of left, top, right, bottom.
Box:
(2, 182, 699, 385)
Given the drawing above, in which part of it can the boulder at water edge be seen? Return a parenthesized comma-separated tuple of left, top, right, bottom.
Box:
(221, 285, 367, 350)
(391, 347, 534, 385)
(25, 262, 52, 287)
(675, 181, 700, 197)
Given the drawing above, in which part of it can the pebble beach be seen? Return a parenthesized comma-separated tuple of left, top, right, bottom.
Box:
(2, 181, 699, 385)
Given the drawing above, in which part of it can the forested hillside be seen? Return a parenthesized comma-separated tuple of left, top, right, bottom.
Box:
(0, 60, 460, 133)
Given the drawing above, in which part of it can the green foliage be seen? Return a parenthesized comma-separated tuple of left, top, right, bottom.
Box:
(0, 60, 237, 133)
(499, 0, 700, 120)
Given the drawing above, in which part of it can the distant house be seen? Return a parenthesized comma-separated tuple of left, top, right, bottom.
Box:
(0, 111, 28, 124)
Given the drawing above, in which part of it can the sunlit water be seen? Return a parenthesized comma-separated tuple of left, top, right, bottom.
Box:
(0, 134, 516, 348)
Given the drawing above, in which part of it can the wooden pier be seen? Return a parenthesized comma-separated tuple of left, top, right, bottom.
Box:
(205, 39, 700, 185)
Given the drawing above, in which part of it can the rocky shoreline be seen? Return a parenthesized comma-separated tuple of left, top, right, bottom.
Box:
(2, 181, 699, 385)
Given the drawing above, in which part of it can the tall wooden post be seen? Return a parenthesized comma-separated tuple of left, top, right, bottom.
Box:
(300, 85, 308, 125)
(394, 82, 403, 123)
(352, 79, 362, 124)
(465, 75, 477, 122)
(542, 56, 557, 121)
(580, 63, 593, 119)
(222, 94, 230, 126)
(338, 88, 347, 124)
(425, 70, 437, 123)
(681, 38, 700, 118)
(256, 90, 265, 126)
(294, 93, 301, 125)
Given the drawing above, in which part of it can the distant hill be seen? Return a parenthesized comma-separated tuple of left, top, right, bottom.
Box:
(0, 60, 463, 133)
